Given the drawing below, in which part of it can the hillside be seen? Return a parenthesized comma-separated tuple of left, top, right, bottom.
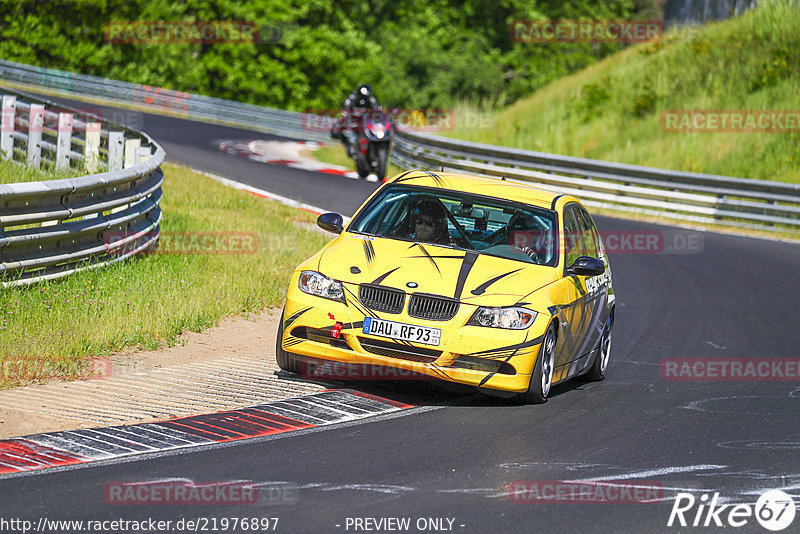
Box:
(446, 0, 800, 183)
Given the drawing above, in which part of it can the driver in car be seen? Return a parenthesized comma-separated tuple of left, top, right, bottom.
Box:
(406, 198, 451, 246)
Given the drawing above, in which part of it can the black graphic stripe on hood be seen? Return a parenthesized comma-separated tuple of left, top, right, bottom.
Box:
(408, 243, 444, 276)
(345, 285, 384, 320)
(362, 240, 376, 266)
(454, 251, 479, 300)
(284, 307, 312, 331)
(371, 267, 400, 285)
(471, 269, 523, 296)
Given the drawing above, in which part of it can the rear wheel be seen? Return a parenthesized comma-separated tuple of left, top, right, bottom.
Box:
(587, 315, 612, 381)
(275, 308, 301, 374)
(518, 324, 556, 404)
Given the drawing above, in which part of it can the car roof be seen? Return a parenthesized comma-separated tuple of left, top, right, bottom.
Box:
(386, 170, 573, 210)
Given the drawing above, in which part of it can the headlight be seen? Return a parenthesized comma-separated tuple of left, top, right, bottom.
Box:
(298, 271, 345, 302)
(467, 306, 537, 330)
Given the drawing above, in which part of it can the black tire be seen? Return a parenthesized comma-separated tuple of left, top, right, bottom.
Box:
(275, 308, 301, 374)
(373, 144, 388, 181)
(518, 323, 556, 404)
(587, 315, 613, 381)
(355, 152, 370, 179)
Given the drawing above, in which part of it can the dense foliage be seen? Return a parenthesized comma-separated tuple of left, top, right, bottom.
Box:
(0, 0, 641, 110)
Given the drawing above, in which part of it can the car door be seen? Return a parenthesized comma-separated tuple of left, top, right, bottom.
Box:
(551, 205, 592, 368)
(574, 205, 609, 355)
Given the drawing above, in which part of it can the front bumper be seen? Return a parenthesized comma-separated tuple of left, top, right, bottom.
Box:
(280, 281, 549, 394)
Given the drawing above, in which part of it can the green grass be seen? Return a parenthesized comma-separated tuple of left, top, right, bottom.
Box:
(0, 161, 332, 387)
(0, 158, 83, 184)
(445, 0, 800, 183)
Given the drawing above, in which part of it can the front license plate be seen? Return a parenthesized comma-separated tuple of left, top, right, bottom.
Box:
(362, 317, 441, 347)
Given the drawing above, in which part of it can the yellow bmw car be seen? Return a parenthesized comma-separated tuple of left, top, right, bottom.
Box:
(276, 170, 614, 403)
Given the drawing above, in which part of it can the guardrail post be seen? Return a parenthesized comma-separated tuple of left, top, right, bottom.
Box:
(84, 122, 101, 173)
(108, 131, 124, 170)
(27, 104, 44, 169)
(124, 138, 140, 168)
(56, 112, 73, 171)
(136, 146, 151, 163)
(1, 95, 16, 160)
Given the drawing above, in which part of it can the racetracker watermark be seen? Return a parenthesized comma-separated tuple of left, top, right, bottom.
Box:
(508, 480, 664, 503)
(599, 230, 704, 255)
(19, 106, 144, 133)
(135, 85, 191, 115)
(104, 481, 298, 506)
(104, 231, 258, 256)
(103, 20, 293, 44)
(299, 359, 432, 381)
(0, 357, 111, 381)
(509, 20, 663, 43)
(302, 108, 491, 133)
(105, 481, 257, 505)
(661, 110, 800, 133)
(660, 358, 800, 381)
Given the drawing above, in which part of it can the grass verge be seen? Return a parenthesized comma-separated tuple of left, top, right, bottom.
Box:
(0, 161, 332, 388)
(445, 0, 800, 184)
(0, 158, 82, 184)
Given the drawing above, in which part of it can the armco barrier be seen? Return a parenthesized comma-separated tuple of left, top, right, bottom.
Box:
(0, 88, 164, 287)
(392, 129, 800, 231)
(2, 59, 797, 232)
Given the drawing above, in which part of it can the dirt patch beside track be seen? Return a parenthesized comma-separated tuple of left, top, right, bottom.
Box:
(0, 307, 327, 439)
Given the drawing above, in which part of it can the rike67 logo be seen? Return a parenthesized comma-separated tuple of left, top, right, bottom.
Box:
(668, 490, 796, 531)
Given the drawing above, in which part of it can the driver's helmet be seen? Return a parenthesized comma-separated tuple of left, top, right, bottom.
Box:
(409, 197, 449, 243)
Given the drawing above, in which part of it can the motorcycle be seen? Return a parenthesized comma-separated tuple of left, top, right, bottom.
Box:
(333, 109, 394, 181)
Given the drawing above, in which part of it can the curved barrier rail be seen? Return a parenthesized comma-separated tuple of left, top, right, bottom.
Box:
(392, 129, 800, 231)
(0, 89, 165, 287)
(0, 59, 329, 143)
(4, 59, 797, 232)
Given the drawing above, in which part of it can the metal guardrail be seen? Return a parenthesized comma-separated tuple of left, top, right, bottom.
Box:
(0, 59, 329, 143)
(0, 88, 165, 287)
(3, 58, 797, 232)
(392, 129, 800, 231)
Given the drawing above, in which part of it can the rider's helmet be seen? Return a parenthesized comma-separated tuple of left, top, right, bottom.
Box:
(354, 84, 374, 108)
(358, 84, 373, 97)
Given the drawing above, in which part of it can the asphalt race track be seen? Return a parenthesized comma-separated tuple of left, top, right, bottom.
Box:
(1, 92, 799, 533)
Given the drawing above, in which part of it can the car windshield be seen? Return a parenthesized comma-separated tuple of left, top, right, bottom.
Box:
(348, 184, 558, 266)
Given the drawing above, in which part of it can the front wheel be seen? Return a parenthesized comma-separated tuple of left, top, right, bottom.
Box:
(275, 308, 301, 374)
(518, 324, 556, 404)
(355, 151, 370, 179)
(373, 144, 388, 181)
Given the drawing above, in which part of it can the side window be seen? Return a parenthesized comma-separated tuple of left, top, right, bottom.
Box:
(576, 207, 599, 258)
(563, 207, 583, 268)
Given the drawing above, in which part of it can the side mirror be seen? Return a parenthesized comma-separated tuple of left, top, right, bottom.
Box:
(317, 212, 344, 234)
(567, 256, 605, 277)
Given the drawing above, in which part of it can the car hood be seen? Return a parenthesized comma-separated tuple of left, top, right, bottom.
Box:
(318, 234, 559, 308)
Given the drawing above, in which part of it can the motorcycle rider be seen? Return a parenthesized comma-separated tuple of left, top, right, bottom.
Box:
(331, 84, 381, 154)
